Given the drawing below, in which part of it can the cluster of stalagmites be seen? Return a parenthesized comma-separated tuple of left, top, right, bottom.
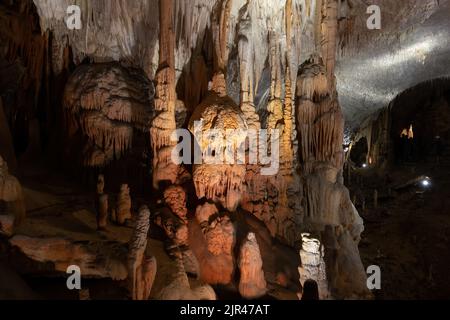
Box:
(63, 63, 155, 167)
(0, 156, 25, 237)
(94, 175, 133, 230)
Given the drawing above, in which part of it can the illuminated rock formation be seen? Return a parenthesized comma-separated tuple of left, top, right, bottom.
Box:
(63, 63, 154, 167)
(150, 0, 179, 189)
(157, 253, 216, 300)
(190, 203, 235, 285)
(128, 206, 157, 300)
(295, 53, 369, 299)
(238, 232, 267, 299)
(188, 92, 248, 211)
(163, 185, 188, 222)
(298, 233, 329, 300)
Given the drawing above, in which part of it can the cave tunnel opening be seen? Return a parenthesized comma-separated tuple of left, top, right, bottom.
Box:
(350, 137, 368, 167)
(390, 78, 450, 165)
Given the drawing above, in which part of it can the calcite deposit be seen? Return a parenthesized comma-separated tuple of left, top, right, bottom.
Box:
(5, 0, 445, 301)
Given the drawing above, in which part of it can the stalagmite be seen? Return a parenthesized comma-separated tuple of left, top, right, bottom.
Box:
(95, 175, 108, 230)
(116, 184, 132, 225)
(298, 233, 329, 300)
(190, 203, 235, 285)
(238, 232, 267, 299)
(128, 205, 157, 300)
(188, 85, 248, 213)
(160, 185, 199, 275)
(157, 251, 216, 300)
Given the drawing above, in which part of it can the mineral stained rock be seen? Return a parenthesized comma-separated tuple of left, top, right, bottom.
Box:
(188, 92, 248, 212)
(9, 235, 128, 280)
(238, 232, 267, 299)
(63, 63, 154, 167)
(190, 203, 235, 285)
(128, 206, 157, 300)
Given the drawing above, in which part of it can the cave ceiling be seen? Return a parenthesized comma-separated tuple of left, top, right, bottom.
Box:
(32, 0, 450, 129)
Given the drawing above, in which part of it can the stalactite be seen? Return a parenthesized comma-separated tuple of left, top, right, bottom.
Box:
(151, 0, 179, 189)
(320, 0, 338, 87)
(63, 63, 154, 167)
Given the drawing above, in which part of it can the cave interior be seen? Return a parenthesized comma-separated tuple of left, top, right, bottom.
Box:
(1, 0, 450, 300)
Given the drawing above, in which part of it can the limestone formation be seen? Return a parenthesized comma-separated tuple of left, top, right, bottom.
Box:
(10, 235, 128, 280)
(190, 203, 235, 285)
(128, 206, 157, 300)
(116, 184, 132, 225)
(97, 194, 109, 230)
(238, 232, 267, 299)
(188, 93, 248, 212)
(95, 174, 108, 230)
(156, 253, 216, 300)
(298, 233, 329, 300)
(150, 0, 179, 189)
(295, 54, 369, 299)
(63, 63, 154, 167)
(163, 185, 188, 222)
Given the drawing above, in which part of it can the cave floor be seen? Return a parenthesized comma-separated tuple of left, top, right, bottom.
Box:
(1, 163, 298, 300)
(353, 157, 450, 299)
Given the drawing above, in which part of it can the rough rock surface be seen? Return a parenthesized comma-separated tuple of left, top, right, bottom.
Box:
(9, 235, 128, 280)
(63, 63, 154, 167)
(190, 203, 235, 285)
(128, 206, 156, 300)
(238, 232, 267, 299)
(188, 93, 248, 211)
